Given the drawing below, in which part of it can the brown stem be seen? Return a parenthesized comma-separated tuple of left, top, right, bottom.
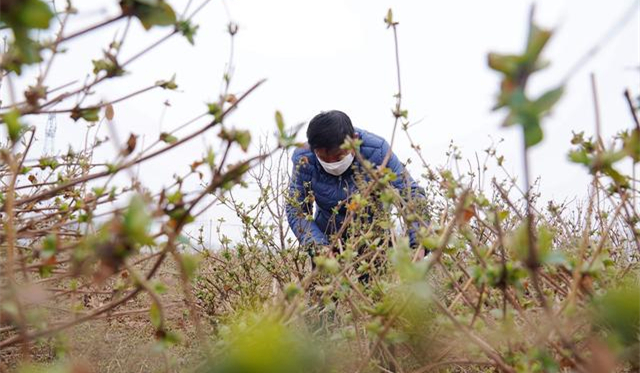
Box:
(624, 88, 640, 131)
(0, 79, 265, 212)
(45, 15, 127, 48)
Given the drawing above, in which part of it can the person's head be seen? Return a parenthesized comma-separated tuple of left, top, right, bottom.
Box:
(307, 110, 356, 164)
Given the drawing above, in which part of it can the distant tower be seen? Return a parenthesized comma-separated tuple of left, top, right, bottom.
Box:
(43, 113, 57, 156)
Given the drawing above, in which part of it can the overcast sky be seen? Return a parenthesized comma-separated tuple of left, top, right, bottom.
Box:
(2, 0, 639, 242)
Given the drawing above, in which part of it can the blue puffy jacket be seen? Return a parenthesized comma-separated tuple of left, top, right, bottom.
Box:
(285, 128, 425, 248)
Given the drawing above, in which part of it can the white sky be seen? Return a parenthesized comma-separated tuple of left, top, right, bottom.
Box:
(2, 0, 639, 242)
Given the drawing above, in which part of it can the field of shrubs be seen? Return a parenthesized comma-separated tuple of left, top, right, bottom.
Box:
(0, 1, 638, 372)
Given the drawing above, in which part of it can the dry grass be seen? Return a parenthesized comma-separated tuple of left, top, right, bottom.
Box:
(1, 259, 208, 373)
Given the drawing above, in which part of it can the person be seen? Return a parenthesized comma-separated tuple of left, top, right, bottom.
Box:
(285, 110, 427, 263)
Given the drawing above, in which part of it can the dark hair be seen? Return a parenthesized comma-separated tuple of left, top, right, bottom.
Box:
(306, 110, 355, 151)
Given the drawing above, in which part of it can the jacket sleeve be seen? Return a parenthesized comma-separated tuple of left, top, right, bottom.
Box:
(286, 154, 329, 247)
(377, 139, 427, 247)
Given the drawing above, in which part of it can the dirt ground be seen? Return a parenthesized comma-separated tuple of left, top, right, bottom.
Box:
(0, 260, 210, 373)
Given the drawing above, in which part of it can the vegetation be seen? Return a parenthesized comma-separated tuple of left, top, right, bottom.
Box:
(0, 1, 638, 372)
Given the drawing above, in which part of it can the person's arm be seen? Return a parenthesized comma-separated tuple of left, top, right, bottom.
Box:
(286, 154, 329, 248)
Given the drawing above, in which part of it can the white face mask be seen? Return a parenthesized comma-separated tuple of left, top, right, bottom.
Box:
(316, 153, 354, 176)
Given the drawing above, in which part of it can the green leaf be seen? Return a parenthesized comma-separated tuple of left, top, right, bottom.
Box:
(0, 0, 53, 30)
(568, 149, 590, 165)
(42, 234, 57, 259)
(622, 128, 640, 163)
(142, 2, 176, 29)
(0, 0, 53, 74)
(236, 131, 251, 152)
(213, 316, 323, 373)
(506, 222, 529, 262)
(18, 0, 55, 29)
(92, 56, 125, 77)
(602, 166, 628, 186)
(149, 302, 162, 329)
(487, 53, 520, 76)
(106, 163, 118, 174)
(525, 22, 552, 67)
(275, 111, 285, 135)
(419, 236, 438, 251)
(488, 10, 558, 152)
(0, 40, 41, 74)
(207, 102, 223, 122)
(167, 191, 182, 205)
(537, 225, 561, 266)
(159, 132, 177, 144)
(384, 8, 394, 28)
(123, 195, 154, 247)
(156, 74, 178, 90)
(38, 156, 59, 170)
(218, 128, 251, 152)
(570, 131, 585, 145)
(314, 256, 339, 274)
(523, 120, 543, 148)
(206, 148, 215, 168)
(275, 111, 300, 147)
(217, 162, 251, 190)
(391, 238, 427, 283)
(591, 285, 640, 348)
(506, 88, 528, 111)
(70, 106, 100, 122)
(532, 86, 564, 114)
(177, 20, 199, 45)
(284, 283, 302, 301)
(121, 0, 177, 30)
(2, 108, 26, 142)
